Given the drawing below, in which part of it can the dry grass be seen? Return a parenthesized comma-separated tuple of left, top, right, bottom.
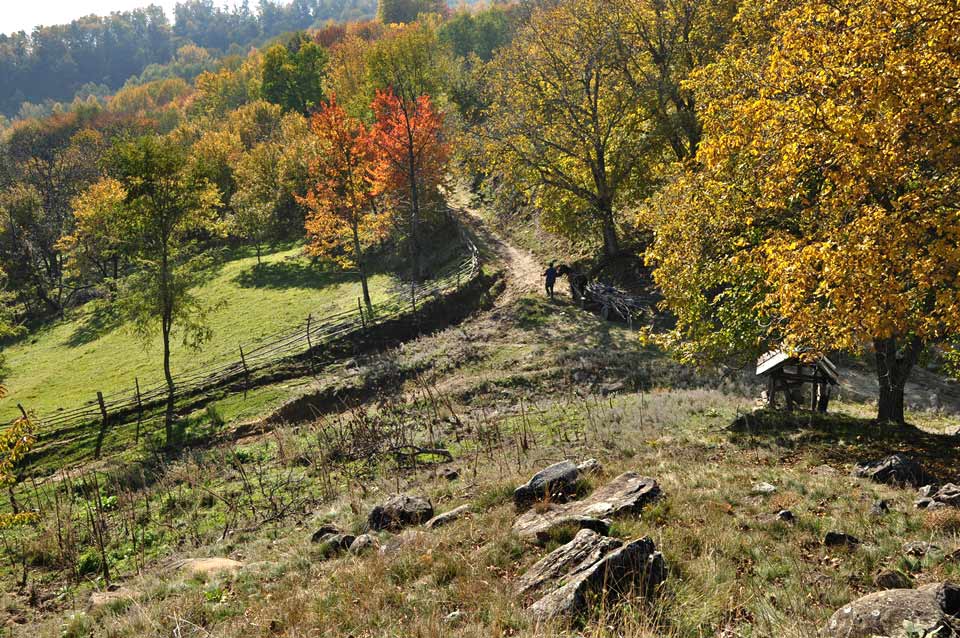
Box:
(6, 293, 960, 638)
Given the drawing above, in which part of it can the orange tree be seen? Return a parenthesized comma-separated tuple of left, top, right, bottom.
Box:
(643, 0, 960, 424)
(370, 89, 449, 280)
(301, 97, 389, 311)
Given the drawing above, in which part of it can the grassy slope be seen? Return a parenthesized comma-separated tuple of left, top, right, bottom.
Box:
(0, 244, 396, 422)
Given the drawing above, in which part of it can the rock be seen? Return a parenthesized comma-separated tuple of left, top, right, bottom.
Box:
(517, 529, 623, 596)
(425, 504, 472, 529)
(935, 484, 960, 506)
(349, 534, 378, 555)
(514, 460, 580, 509)
(775, 509, 795, 522)
(368, 494, 434, 531)
(310, 524, 341, 543)
(316, 533, 356, 556)
(439, 467, 460, 481)
(822, 582, 960, 638)
(824, 531, 861, 548)
(919, 484, 940, 498)
(444, 610, 466, 625)
(180, 558, 244, 576)
(89, 586, 139, 610)
(576, 459, 602, 476)
(528, 535, 667, 621)
(870, 500, 891, 516)
(903, 541, 941, 557)
(874, 568, 913, 590)
(513, 472, 661, 542)
(751, 482, 777, 495)
(853, 454, 923, 487)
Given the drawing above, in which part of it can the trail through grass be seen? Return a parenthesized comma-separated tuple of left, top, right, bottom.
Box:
(0, 244, 396, 422)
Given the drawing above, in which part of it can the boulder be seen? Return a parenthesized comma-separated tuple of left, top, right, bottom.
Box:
(516, 529, 622, 596)
(528, 535, 667, 621)
(824, 531, 861, 548)
(316, 533, 356, 556)
(870, 500, 891, 516)
(822, 583, 960, 638)
(368, 494, 434, 531)
(874, 568, 913, 590)
(425, 504, 472, 529)
(853, 454, 923, 487)
(349, 534, 378, 555)
(439, 467, 460, 481)
(310, 524, 341, 543)
(515, 514, 611, 545)
(751, 482, 777, 495)
(514, 460, 580, 509)
(935, 484, 960, 507)
(775, 509, 795, 522)
(576, 459, 603, 476)
(811, 464, 838, 476)
(513, 472, 661, 542)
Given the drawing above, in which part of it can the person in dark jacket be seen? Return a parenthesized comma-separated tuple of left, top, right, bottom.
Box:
(543, 262, 558, 299)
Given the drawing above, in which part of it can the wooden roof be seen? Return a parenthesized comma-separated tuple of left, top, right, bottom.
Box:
(756, 349, 839, 384)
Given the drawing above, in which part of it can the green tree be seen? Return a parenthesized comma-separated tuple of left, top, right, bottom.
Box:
(105, 135, 222, 443)
(261, 34, 329, 114)
(480, 0, 659, 257)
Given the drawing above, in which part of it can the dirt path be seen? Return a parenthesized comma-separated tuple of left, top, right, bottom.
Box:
(446, 183, 544, 304)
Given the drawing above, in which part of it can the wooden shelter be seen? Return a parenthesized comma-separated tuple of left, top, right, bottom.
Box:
(756, 350, 839, 413)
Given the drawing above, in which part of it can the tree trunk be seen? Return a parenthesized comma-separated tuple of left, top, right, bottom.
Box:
(353, 225, 373, 313)
(162, 314, 175, 446)
(874, 336, 921, 425)
(405, 119, 422, 281)
(601, 204, 619, 258)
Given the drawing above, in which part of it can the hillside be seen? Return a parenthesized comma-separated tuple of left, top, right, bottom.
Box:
(0, 244, 397, 422)
(2, 194, 960, 638)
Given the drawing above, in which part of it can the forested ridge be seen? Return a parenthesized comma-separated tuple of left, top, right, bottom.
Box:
(0, 0, 482, 118)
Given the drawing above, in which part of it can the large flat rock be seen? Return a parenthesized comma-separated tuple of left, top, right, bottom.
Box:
(822, 583, 960, 638)
(368, 494, 434, 531)
(513, 472, 661, 541)
(527, 534, 666, 621)
(517, 529, 622, 596)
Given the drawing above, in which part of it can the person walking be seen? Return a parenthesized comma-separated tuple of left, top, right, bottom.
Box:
(543, 261, 558, 299)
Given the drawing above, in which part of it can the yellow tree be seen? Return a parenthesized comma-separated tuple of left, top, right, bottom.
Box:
(301, 97, 389, 311)
(480, 0, 666, 258)
(643, 0, 960, 424)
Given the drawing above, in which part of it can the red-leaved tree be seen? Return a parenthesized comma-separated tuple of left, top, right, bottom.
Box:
(301, 96, 388, 311)
(370, 89, 449, 280)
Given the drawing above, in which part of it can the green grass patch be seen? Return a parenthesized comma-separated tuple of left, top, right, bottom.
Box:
(1, 244, 397, 422)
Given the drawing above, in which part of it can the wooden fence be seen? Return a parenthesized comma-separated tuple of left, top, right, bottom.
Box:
(9, 242, 480, 455)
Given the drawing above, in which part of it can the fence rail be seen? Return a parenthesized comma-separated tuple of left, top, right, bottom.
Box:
(9, 241, 480, 453)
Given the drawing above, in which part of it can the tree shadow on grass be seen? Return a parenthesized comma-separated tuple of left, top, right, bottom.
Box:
(234, 260, 360, 290)
(65, 300, 125, 348)
(727, 409, 960, 485)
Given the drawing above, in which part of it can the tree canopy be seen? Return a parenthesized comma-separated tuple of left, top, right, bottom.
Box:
(643, 0, 960, 423)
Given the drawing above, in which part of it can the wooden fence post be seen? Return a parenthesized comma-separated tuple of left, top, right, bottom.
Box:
(239, 346, 250, 398)
(94, 392, 109, 460)
(134, 378, 143, 444)
(357, 297, 366, 330)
